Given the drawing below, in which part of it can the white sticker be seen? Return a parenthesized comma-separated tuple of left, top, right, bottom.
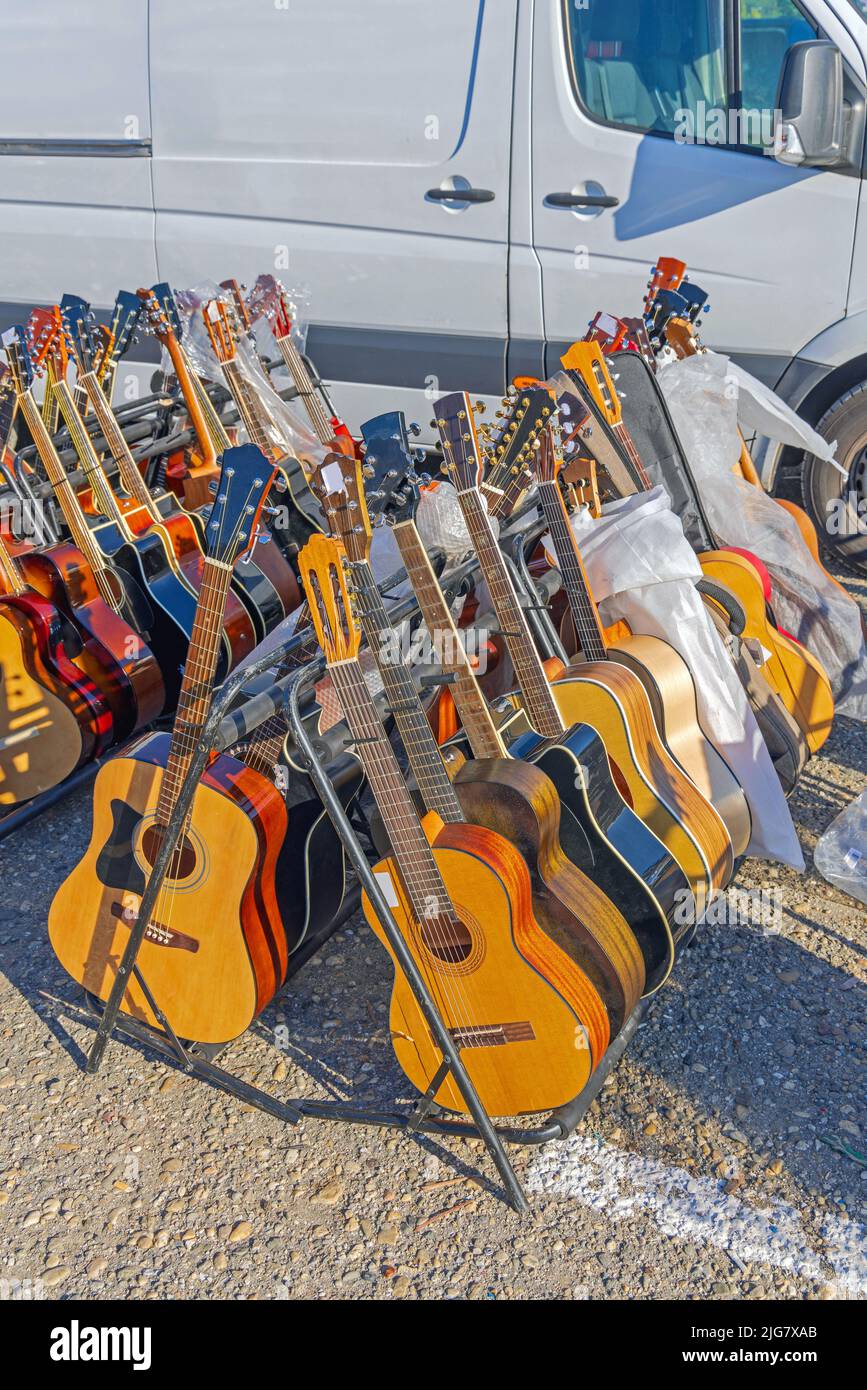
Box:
(759, 644, 774, 667)
(374, 869, 400, 908)
(844, 847, 863, 871)
(320, 460, 346, 496)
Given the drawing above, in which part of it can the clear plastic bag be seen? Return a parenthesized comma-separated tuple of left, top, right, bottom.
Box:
(658, 353, 867, 721)
(814, 790, 867, 905)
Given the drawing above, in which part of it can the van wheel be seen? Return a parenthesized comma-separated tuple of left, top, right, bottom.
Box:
(801, 383, 867, 574)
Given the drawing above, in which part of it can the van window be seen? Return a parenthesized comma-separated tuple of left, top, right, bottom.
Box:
(741, 1, 817, 148)
(564, 0, 727, 135)
(563, 0, 816, 153)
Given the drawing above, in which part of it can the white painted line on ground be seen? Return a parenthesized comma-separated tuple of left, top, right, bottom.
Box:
(527, 1135, 866, 1296)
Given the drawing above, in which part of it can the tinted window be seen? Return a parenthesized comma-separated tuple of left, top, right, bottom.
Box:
(565, 0, 727, 135)
(741, 0, 817, 147)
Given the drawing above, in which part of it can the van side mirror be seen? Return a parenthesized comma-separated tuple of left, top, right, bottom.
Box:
(774, 40, 844, 167)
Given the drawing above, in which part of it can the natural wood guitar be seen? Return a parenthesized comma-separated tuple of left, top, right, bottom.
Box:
(48, 445, 291, 1045)
(300, 533, 610, 1115)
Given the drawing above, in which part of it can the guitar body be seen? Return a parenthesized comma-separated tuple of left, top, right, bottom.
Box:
(48, 733, 289, 1045)
(90, 513, 237, 692)
(363, 815, 608, 1115)
(267, 461, 325, 557)
(496, 719, 691, 992)
(698, 550, 834, 753)
(547, 663, 733, 915)
(15, 545, 165, 741)
(606, 635, 752, 857)
(451, 757, 644, 1032)
(0, 594, 102, 804)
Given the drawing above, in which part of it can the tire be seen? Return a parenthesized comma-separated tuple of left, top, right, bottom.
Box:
(801, 382, 867, 574)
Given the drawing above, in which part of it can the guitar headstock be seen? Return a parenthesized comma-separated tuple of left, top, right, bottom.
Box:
(203, 298, 238, 365)
(586, 311, 628, 353)
(561, 342, 622, 428)
(665, 317, 700, 361)
(533, 415, 567, 486)
(643, 256, 687, 315)
(433, 391, 486, 494)
(27, 307, 67, 378)
(245, 274, 294, 341)
(137, 283, 183, 347)
(358, 411, 425, 526)
(59, 294, 101, 374)
(307, 451, 375, 563)
(204, 444, 277, 566)
(220, 279, 253, 335)
(100, 291, 143, 372)
(484, 385, 553, 499)
(676, 281, 711, 326)
(620, 316, 657, 371)
(1, 325, 37, 396)
(646, 288, 691, 348)
(299, 534, 362, 664)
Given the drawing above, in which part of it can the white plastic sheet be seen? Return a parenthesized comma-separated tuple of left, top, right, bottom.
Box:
(814, 790, 867, 906)
(658, 353, 867, 721)
(544, 486, 804, 868)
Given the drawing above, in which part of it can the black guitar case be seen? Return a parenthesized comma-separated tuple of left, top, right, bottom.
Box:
(610, 350, 716, 553)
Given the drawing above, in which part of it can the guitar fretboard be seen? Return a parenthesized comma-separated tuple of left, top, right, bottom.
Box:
(457, 489, 564, 740)
(351, 558, 463, 823)
(392, 520, 505, 762)
(276, 333, 333, 446)
(537, 481, 608, 663)
(80, 371, 162, 523)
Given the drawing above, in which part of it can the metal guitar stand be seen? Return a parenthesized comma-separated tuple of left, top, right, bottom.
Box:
(74, 549, 648, 1213)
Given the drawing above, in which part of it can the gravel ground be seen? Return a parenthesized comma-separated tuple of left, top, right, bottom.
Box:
(0, 575, 864, 1303)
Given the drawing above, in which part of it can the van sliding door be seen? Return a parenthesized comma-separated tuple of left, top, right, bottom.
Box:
(149, 0, 517, 435)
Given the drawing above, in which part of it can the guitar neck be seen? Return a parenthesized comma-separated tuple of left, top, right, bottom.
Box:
(328, 656, 456, 925)
(16, 390, 116, 599)
(223, 359, 282, 461)
(537, 481, 608, 663)
(52, 380, 131, 533)
(392, 519, 506, 761)
(156, 557, 235, 827)
(276, 332, 334, 446)
(41, 361, 62, 435)
(613, 419, 653, 491)
(80, 371, 162, 522)
(160, 329, 221, 466)
(351, 558, 463, 823)
(456, 489, 564, 739)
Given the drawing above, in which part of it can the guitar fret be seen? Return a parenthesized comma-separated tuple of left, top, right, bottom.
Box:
(277, 334, 333, 445)
(81, 372, 162, 521)
(538, 482, 608, 663)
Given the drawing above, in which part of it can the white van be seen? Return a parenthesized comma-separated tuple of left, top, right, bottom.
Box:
(1, 1, 865, 562)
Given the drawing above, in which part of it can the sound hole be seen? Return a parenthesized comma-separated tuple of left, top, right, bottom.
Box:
(140, 825, 198, 881)
(421, 916, 473, 965)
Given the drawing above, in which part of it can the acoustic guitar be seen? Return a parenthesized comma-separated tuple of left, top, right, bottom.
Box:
(0, 533, 112, 804)
(435, 391, 733, 921)
(203, 296, 324, 553)
(245, 274, 358, 459)
(528, 413, 752, 857)
(312, 431, 644, 1031)
(2, 326, 165, 742)
(565, 330, 835, 755)
(48, 444, 291, 1046)
(299, 532, 610, 1115)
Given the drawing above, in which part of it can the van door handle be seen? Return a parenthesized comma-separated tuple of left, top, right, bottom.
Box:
(546, 191, 620, 209)
(426, 186, 495, 204)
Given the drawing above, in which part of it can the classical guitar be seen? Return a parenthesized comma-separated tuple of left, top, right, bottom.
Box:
(48, 444, 291, 1045)
(528, 417, 752, 857)
(203, 296, 324, 552)
(299, 531, 610, 1115)
(0, 533, 112, 804)
(435, 390, 734, 921)
(136, 285, 299, 631)
(315, 425, 644, 1029)
(572, 316, 835, 755)
(362, 409, 685, 997)
(2, 326, 165, 742)
(246, 274, 357, 458)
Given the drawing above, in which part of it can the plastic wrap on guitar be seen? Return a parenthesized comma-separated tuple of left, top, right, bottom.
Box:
(658, 353, 867, 722)
(545, 487, 804, 868)
(814, 790, 867, 906)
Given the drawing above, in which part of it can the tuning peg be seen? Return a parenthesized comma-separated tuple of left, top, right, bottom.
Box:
(408, 422, 421, 437)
